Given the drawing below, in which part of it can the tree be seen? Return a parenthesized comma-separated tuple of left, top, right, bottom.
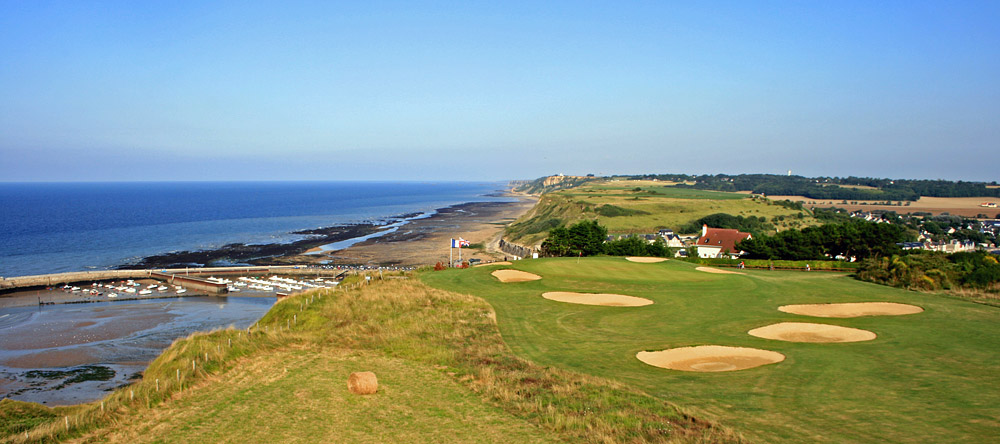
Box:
(540, 220, 607, 257)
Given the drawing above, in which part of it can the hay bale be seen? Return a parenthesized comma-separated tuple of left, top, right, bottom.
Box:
(348, 371, 378, 395)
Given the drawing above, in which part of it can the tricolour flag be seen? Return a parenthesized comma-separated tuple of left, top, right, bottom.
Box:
(459, 238, 470, 247)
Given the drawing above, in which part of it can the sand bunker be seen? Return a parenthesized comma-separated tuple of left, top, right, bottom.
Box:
(637, 346, 784, 372)
(748, 322, 876, 343)
(542, 291, 653, 307)
(491, 270, 542, 283)
(778, 302, 923, 318)
(695, 266, 745, 275)
(474, 261, 511, 267)
(625, 257, 668, 263)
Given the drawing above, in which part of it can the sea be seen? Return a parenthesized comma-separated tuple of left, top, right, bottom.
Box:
(0, 181, 512, 277)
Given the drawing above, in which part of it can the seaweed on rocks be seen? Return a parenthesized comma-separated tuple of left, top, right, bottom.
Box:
(120, 223, 385, 269)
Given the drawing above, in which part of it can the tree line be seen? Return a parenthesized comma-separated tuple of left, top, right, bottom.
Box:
(857, 251, 1000, 291)
(540, 220, 672, 258)
(620, 173, 1000, 200)
(735, 220, 913, 261)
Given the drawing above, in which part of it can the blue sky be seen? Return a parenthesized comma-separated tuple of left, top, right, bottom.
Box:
(2, 1, 998, 182)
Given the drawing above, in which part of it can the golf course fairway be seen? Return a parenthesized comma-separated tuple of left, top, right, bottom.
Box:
(421, 257, 1000, 443)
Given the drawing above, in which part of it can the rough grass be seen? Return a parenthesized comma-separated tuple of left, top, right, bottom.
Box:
(421, 257, 1000, 444)
(3, 278, 744, 444)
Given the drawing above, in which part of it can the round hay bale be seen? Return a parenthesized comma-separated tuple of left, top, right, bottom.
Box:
(348, 371, 378, 395)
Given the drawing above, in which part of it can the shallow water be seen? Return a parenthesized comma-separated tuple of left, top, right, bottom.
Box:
(0, 295, 274, 405)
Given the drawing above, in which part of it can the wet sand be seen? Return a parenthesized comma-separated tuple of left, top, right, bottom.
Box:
(0, 295, 274, 405)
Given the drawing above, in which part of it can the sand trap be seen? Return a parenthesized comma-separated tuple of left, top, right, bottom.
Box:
(474, 261, 511, 267)
(637, 346, 784, 372)
(778, 302, 923, 318)
(625, 257, 668, 263)
(748, 322, 876, 343)
(491, 270, 542, 283)
(542, 291, 653, 307)
(695, 266, 745, 275)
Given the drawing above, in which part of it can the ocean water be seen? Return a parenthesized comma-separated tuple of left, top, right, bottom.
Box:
(0, 181, 510, 277)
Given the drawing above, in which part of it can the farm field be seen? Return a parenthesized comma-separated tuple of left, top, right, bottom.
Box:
(422, 257, 1000, 443)
(769, 195, 1000, 218)
(506, 180, 812, 246)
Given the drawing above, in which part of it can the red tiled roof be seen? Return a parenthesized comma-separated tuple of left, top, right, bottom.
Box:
(696, 227, 751, 254)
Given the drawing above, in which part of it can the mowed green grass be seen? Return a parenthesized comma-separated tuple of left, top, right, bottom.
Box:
(73, 347, 557, 444)
(422, 258, 1000, 443)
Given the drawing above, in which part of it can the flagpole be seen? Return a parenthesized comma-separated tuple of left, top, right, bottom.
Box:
(450, 240, 453, 268)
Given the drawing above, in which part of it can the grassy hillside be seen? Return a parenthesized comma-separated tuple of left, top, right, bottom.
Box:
(505, 179, 815, 246)
(3, 278, 741, 444)
(422, 258, 1000, 443)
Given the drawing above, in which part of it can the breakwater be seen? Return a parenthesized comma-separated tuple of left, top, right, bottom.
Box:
(0, 266, 344, 292)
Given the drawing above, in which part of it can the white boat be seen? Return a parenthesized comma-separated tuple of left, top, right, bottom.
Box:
(139, 289, 152, 295)
(176, 288, 187, 294)
(157, 286, 168, 291)
(125, 288, 136, 293)
(108, 293, 118, 298)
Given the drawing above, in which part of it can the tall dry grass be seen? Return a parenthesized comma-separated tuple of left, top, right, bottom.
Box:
(3, 277, 746, 444)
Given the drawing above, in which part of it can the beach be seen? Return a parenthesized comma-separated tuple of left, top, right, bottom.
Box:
(278, 195, 538, 267)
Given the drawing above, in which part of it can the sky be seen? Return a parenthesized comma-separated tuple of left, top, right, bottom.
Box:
(1, 1, 998, 182)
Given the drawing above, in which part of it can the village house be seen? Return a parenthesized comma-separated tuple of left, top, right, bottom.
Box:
(657, 229, 686, 249)
(694, 225, 751, 259)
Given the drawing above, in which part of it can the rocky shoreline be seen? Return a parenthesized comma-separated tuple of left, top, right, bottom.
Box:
(119, 220, 397, 270)
(115, 197, 533, 270)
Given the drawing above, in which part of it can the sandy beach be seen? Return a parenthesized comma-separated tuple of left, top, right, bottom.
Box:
(291, 196, 538, 267)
